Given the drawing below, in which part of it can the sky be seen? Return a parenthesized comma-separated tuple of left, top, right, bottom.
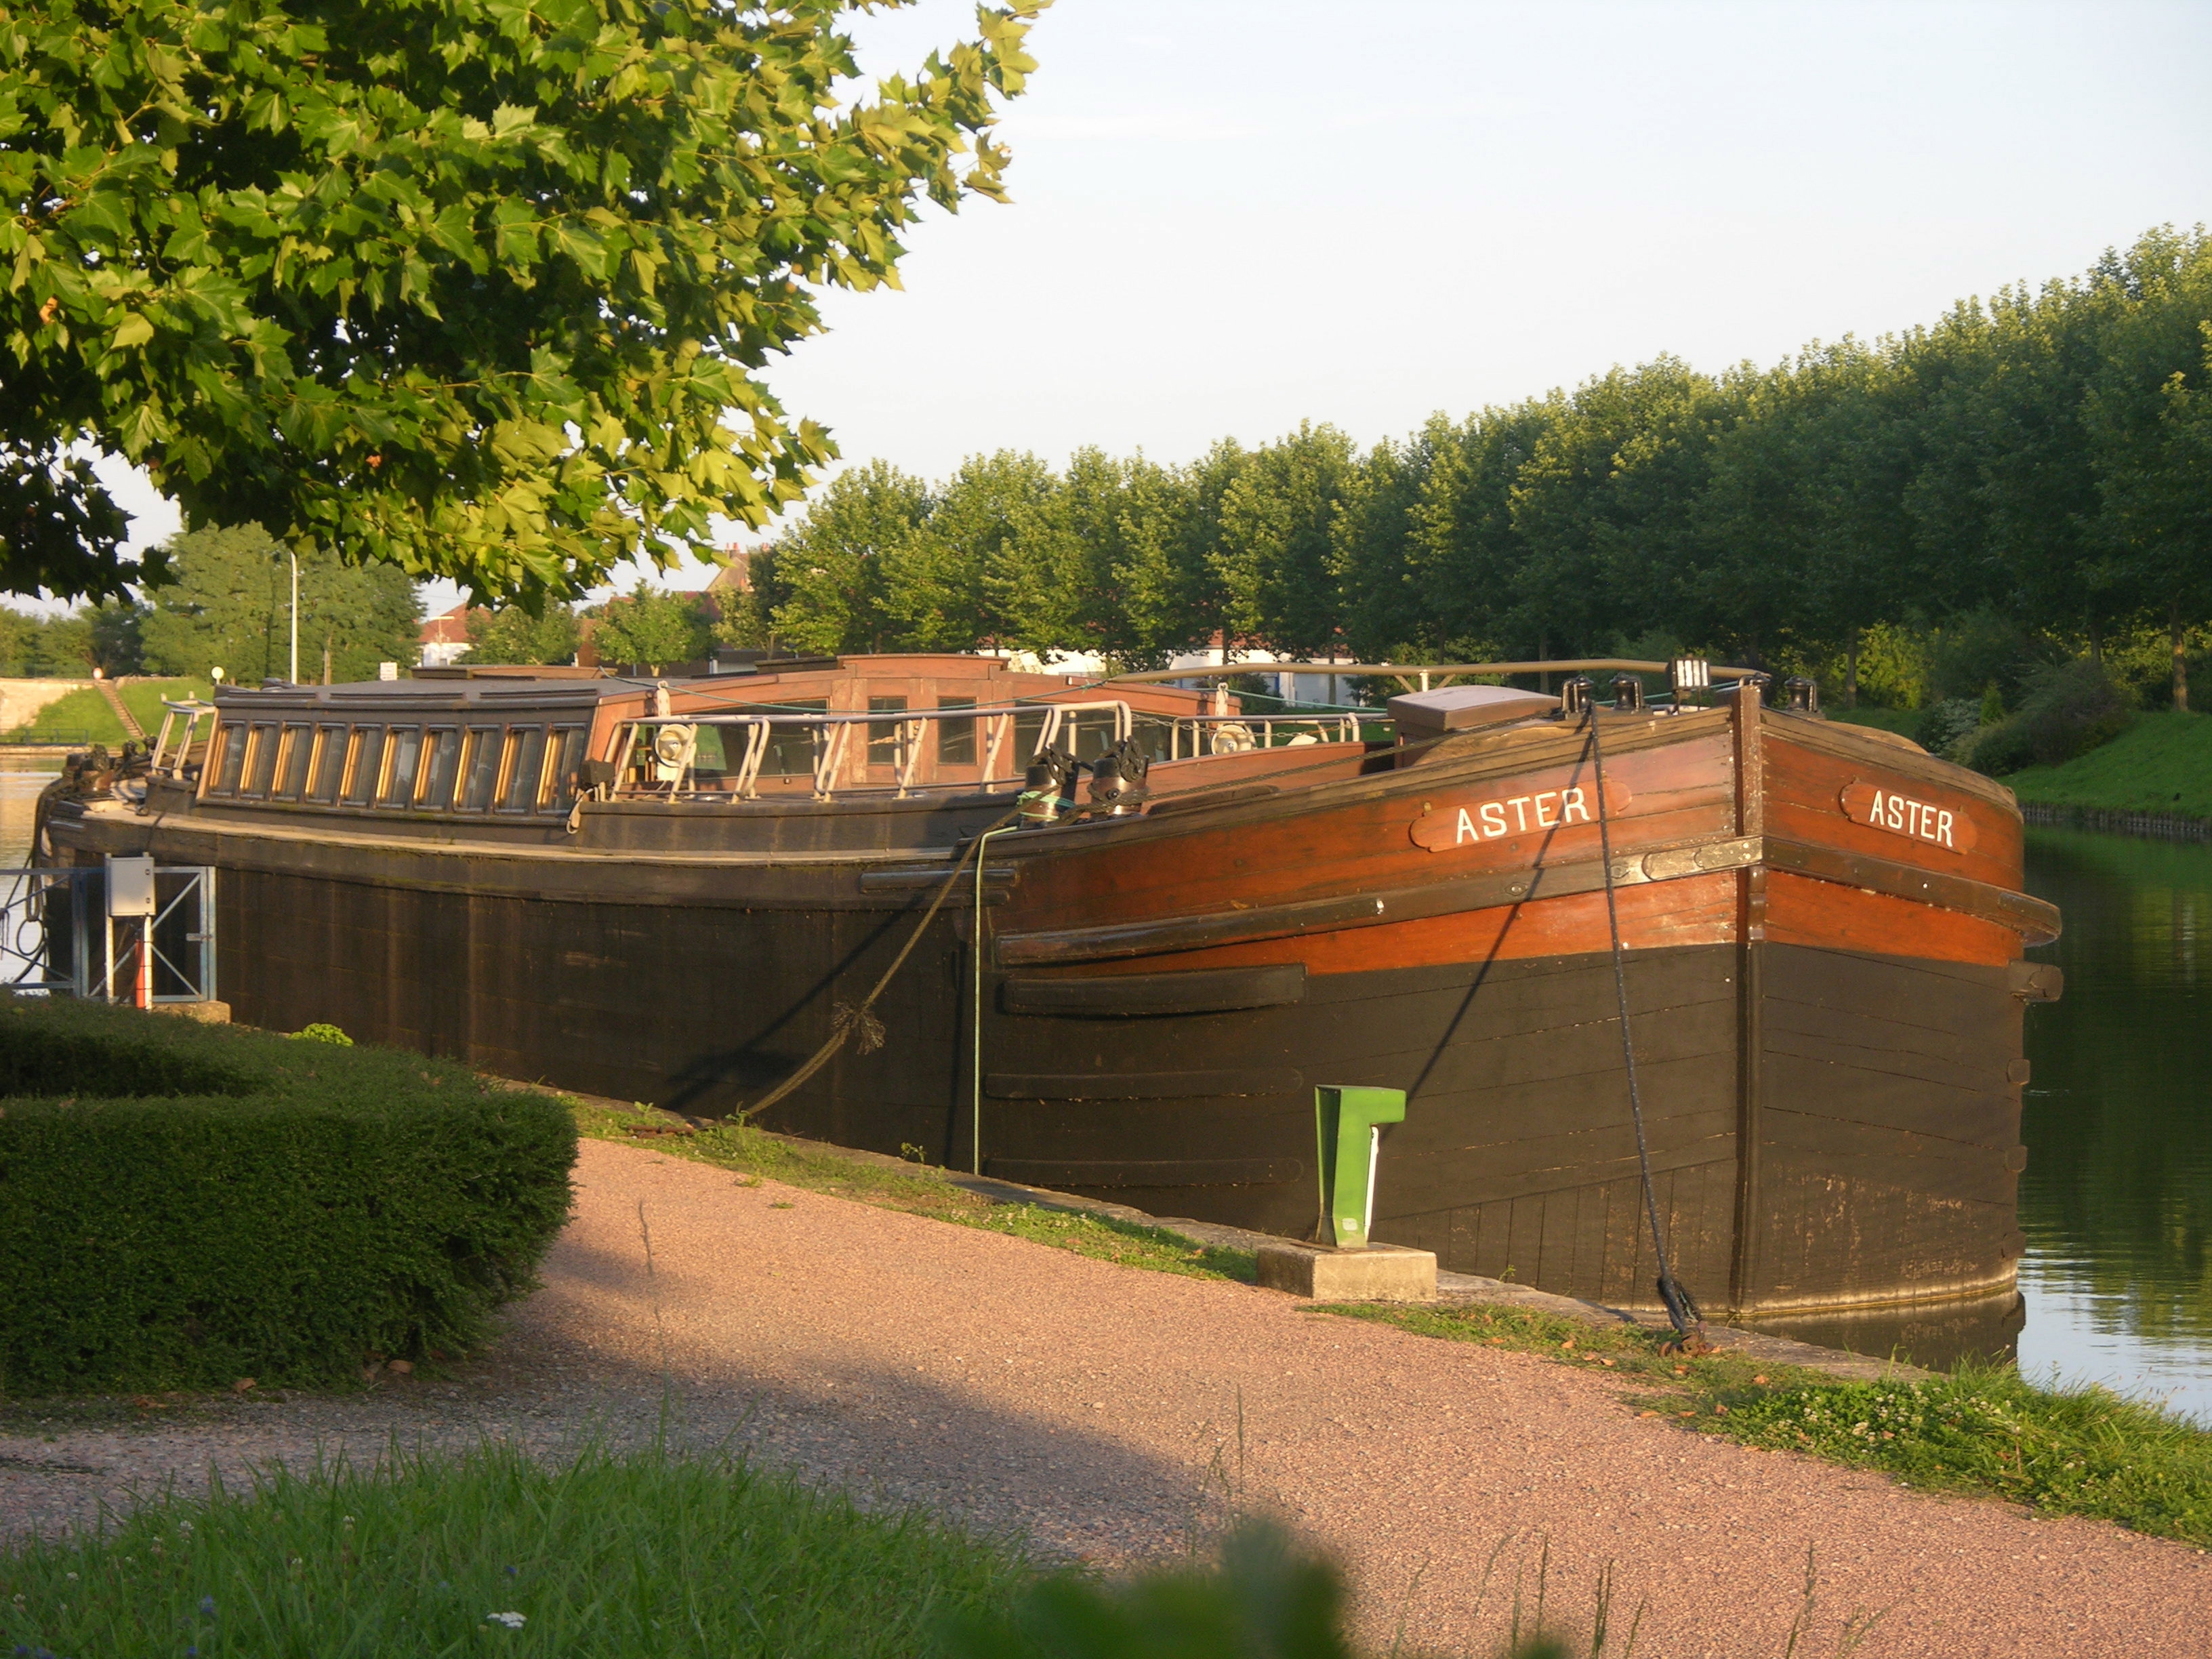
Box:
(77, 0, 2212, 614)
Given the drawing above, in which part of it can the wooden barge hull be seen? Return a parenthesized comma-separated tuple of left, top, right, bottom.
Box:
(51, 685, 2057, 1320)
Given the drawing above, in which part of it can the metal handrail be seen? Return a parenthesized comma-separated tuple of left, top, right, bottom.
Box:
(1164, 712, 1368, 758)
(150, 699, 217, 778)
(1103, 657, 1763, 685)
(612, 699, 1137, 802)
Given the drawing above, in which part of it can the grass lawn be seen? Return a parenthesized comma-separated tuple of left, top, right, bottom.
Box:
(2005, 711, 2212, 816)
(0, 1440, 1033, 1659)
(3, 678, 211, 745)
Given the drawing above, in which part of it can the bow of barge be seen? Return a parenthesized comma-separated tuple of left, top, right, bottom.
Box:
(44, 658, 2059, 1327)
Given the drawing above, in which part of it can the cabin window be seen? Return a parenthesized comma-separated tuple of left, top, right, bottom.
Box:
(419, 728, 462, 808)
(1065, 710, 1118, 762)
(342, 726, 384, 805)
(241, 723, 281, 796)
(549, 726, 588, 805)
(212, 724, 248, 794)
(867, 697, 907, 766)
(378, 726, 423, 806)
(307, 725, 348, 802)
(498, 726, 548, 812)
(1014, 710, 1048, 768)
(937, 697, 977, 765)
(762, 701, 827, 776)
(274, 723, 314, 799)
(459, 726, 502, 810)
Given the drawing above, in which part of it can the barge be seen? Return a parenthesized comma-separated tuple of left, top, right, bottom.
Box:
(42, 655, 2060, 1325)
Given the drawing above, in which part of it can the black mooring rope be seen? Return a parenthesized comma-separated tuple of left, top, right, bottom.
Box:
(1575, 680, 1703, 1340)
(734, 810, 1015, 1124)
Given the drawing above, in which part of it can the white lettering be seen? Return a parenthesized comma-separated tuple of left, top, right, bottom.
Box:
(1456, 806, 1479, 844)
(1885, 795, 1904, 832)
(1534, 791, 1558, 827)
(1507, 796, 1533, 832)
(1936, 810, 1954, 848)
(1479, 802, 1509, 837)
(1561, 787, 1591, 823)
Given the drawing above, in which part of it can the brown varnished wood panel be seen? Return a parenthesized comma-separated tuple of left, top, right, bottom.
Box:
(1760, 870, 2020, 967)
(1009, 869, 1742, 979)
(1759, 720, 2024, 893)
(999, 721, 1738, 935)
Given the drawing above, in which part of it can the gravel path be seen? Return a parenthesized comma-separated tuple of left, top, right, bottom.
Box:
(5, 1139, 2206, 1654)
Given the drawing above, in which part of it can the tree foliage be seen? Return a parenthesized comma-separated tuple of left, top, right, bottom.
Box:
(757, 226, 2212, 712)
(136, 523, 418, 682)
(466, 601, 579, 666)
(586, 581, 708, 672)
(0, 0, 1043, 605)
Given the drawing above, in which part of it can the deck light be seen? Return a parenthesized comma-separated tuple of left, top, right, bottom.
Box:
(1668, 657, 1710, 708)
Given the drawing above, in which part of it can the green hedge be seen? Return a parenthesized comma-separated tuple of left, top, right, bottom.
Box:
(0, 998, 577, 1395)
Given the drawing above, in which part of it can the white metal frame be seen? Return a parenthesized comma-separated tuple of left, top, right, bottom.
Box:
(607, 699, 1138, 803)
(150, 699, 218, 778)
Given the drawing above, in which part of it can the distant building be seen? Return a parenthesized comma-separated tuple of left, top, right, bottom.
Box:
(419, 602, 474, 668)
(701, 546, 754, 623)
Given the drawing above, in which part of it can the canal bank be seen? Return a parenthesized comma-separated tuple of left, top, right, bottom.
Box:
(7, 1134, 2208, 1658)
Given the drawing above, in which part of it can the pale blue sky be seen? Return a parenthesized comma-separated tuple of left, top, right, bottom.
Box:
(94, 0, 2212, 608)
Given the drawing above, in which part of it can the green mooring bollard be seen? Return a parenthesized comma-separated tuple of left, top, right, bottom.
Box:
(1314, 1085, 1406, 1249)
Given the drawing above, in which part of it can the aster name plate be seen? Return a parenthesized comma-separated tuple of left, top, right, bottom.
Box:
(1839, 779, 1979, 854)
(1412, 779, 1631, 851)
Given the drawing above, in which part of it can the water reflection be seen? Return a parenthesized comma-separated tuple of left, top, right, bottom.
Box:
(0, 756, 58, 866)
(2018, 829, 2212, 1424)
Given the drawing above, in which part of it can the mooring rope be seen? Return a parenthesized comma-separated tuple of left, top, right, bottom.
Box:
(1576, 680, 1704, 1341)
(735, 809, 1016, 1124)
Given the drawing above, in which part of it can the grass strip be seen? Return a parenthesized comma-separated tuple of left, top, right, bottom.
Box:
(0, 1441, 1640, 1659)
(2005, 708, 2212, 815)
(569, 1099, 1257, 1284)
(1327, 1302, 2212, 1549)
(0, 1439, 1031, 1659)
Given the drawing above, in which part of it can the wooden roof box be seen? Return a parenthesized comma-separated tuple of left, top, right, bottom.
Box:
(1387, 684, 1558, 739)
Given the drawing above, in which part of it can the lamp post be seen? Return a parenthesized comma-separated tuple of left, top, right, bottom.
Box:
(289, 551, 299, 685)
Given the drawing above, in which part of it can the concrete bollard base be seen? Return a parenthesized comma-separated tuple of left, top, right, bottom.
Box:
(1255, 1242, 1437, 1303)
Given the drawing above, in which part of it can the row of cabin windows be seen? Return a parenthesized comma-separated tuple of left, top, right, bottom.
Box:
(207, 720, 589, 814)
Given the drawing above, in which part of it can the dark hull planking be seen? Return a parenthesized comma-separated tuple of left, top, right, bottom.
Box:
(50, 686, 2055, 1319)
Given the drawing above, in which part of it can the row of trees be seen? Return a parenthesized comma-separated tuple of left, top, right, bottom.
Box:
(1, 529, 730, 683)
(1, 525, 421, 683)
(726, 226, 2212, 709)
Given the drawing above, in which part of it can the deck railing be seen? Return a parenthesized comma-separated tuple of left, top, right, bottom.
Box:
(149, 700, 218, 779)
(611, 700, 1141, 802)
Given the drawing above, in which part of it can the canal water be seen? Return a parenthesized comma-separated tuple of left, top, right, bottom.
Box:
(2015, 828, 2212, 1425)
(0, 760, 2203, 1417)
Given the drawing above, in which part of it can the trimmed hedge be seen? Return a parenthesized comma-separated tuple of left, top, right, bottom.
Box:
(0, 998, 577, 1395)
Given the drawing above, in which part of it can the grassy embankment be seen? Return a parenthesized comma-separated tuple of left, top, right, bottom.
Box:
(2002, 710, 2212, 817)
(573, 1101, 2212, 1552)
(1834, 705, 2212, 817)
(1, 677, 212, 744)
